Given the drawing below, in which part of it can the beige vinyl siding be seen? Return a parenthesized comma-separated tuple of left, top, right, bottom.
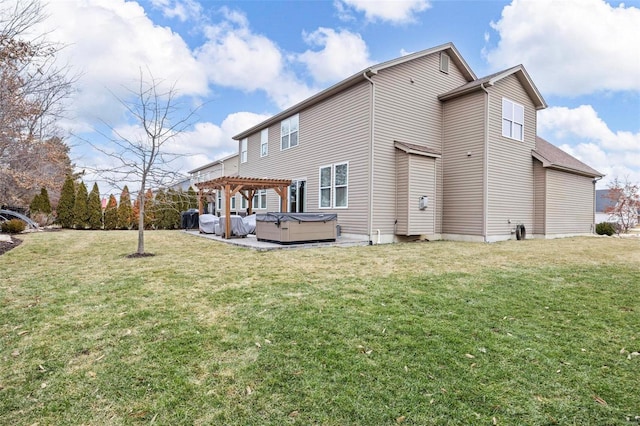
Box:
(486, 75, 536, 237)
(545, 169, 595, 234)
(372, 52, 470, 234)
(442, 90, 485, 235)
(395, 152, 409, 233)
(533, 159, 546, 235)
(238, 81, 371, 235)
(223, 156, 239, 177)
(407, 154, 436, 234)
(395, 151, 436, 235)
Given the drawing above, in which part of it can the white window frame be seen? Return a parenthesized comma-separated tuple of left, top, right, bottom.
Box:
(333, 162, 348, 208)
(260, 129, 269, 157)
(241, 138, 248, 163)
(318, 162, 349, 209)
(253, 189, 267, 210)
(280, 114, 299, 150)
(502, 98, 524, 141)
(319, 165, 332, 209)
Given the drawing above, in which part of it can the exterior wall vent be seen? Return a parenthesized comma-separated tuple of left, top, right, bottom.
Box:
(439, 52, 450, 74)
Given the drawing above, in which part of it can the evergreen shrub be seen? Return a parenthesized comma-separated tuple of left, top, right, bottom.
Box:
(596, 222, 616, 236)
(1, 219, 26, 234)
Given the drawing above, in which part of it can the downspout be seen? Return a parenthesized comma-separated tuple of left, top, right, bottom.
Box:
(480, 83, 490, 242)
(363, 71, 376, 244)
(593, 176, 603, 233)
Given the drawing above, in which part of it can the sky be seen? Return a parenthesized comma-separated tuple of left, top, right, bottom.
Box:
(27, 0, 640, 195)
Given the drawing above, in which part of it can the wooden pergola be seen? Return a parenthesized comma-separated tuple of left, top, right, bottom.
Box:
(194, 176, 292, 239)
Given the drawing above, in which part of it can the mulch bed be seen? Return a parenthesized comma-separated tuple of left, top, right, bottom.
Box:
(0, 237, 22, 256)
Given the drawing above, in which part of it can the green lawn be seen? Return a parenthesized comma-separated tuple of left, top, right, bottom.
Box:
(1, 231, 639, 425)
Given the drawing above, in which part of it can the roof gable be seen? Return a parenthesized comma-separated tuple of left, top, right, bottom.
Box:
(438, 65, 547, 110)
(233, 42, 475, 140)
(532, 136, 603, 178)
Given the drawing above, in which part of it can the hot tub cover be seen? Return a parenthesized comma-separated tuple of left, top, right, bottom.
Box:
(256, 212, 337, 224)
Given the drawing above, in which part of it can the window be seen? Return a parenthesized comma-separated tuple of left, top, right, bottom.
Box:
(439, 52, 449, 74)
(241, 138, 247, 163)
(320, 166, 332, 208)
(502, 98, 524, 141)
(289, 179, 306, 213)
(260, 129, 268, 157)
(319, 162, 348, 209)
(281, 114, 299, 150)
(334, 163, 348, 208)
(253, 189, 267, 209)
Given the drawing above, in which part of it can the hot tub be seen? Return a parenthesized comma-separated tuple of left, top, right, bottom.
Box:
(256, 212, 338, 244)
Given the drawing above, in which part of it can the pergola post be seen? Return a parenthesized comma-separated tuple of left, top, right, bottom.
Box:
(224, 183, 232, 239)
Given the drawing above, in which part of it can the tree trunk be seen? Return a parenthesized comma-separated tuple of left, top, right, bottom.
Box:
(137, 191, 145, 254)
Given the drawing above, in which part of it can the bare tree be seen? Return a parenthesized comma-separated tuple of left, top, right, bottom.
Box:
(0, 0, 75, 208)
(89, 69, 197, 256)
(605, 177, 640, 234)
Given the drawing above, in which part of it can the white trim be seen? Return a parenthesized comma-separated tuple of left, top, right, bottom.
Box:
(318, 162, 349, 209)
(319, 164, 332, 209)
(501, 98, 524, 141)
(280, 114, 299, 151)
(253, 189, 267, 210)
(334, 161, 349, 209)
(260, 129, 268, 157)
(240, 138, 248, 163)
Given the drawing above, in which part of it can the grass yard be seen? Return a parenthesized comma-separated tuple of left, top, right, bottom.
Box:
(1, 231, 639, 425)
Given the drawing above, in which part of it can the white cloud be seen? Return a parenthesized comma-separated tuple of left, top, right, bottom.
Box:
(40, 0, 208, 131)
(149, 0, 202, 22)
(297, 28, 372, 84)
(195, 8, 316, 109)
(484, 0, 640, 96)
(538, 105, 640, 187)
(77, 110, 270, 194)
(335, 0, 430, 24)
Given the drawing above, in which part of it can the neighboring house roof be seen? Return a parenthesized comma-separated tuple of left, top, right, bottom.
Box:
(233, 42, 476, 140)
(595, 189, 616, 213)
(188, 153, 238, 174)
(532, 136, 604, 178)
(438, 65, 547, 110)
(394, 140, 442, 158)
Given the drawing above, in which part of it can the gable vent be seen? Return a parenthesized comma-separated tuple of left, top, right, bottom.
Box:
(439, 52, 450, 74)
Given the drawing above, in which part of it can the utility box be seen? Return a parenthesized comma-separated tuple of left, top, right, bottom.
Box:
(419, 196, 428, 210)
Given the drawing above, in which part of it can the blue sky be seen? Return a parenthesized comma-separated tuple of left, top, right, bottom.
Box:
(34, 0, 640, 194)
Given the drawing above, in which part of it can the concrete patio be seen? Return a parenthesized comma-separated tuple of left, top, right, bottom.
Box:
(183, 230, 369, 251)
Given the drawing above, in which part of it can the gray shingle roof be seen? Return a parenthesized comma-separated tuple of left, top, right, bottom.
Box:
(532, 136, 604, 178)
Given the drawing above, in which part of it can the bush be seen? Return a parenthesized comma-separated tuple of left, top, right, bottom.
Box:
(1, 219, 27, 234)
(596, 222, 616, 236)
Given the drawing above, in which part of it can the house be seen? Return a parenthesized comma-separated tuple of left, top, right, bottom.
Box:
(220, 42, 602, 243)
(595, 188, 640, 229)
(189, 153, 246, 215)
(595, 189, 615, 224)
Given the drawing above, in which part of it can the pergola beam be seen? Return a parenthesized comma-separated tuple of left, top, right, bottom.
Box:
(195, 176, 292, 239)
